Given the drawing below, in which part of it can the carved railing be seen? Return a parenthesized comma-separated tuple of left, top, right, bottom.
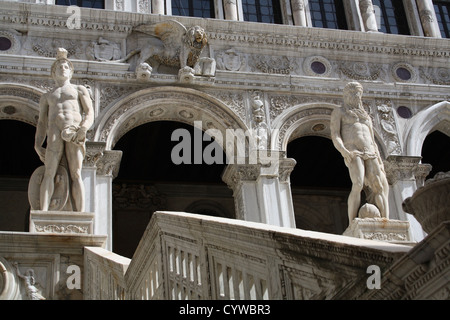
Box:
(83, 247, 131, 300)
(93, 211, 409, 300)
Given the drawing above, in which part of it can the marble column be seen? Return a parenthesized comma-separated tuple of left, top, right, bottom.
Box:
(416, 0, 442, 37)
(359, 0, 378, 32)
(96, 150, 122, 251)
(152, 0, 165, 14)
(222, 151, 296, 228)
(384, 155, 432, 242)
(224, 0, 238, 20)
(83, 142, 106, 214)
(291, 0, 307, 27)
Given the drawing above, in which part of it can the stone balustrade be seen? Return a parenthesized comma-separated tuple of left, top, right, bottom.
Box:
(83, 211, 410, 300)
(83, 247, 130, 300)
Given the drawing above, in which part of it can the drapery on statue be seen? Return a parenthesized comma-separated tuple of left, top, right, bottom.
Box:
(34, 48, 94, 212)
(330, 82, 389, 222)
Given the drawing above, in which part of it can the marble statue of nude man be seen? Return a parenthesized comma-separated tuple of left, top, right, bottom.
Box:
(330, 82, 389, 222)
(34, 48, 94, 212)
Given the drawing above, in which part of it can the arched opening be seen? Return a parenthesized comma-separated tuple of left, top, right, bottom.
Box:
(287, 136, 351, 234)
(421, 130, 450, 180)
(0, 120, 41, 231)
(112, 120, 234, 258)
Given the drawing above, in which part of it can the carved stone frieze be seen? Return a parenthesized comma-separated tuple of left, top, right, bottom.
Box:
(419, 67, 450, 85)
(34, 224, 89, 234)
(22, 37, 80, 59)
(250, 55, 295, 75)
(99, 85, 138, 112)
(215, 48, 247, 71)
(376, 101, 402, 155)
(112, 183, 167, 211)
(86, 37, 122, 62)
(343, 218, 410, 242)
(209, 91, 246, 123)
(338, 61, 384, 81)
(269, 95, 341, 121)
(29, 210, 95, 234)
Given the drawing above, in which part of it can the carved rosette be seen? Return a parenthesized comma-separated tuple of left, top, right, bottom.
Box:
(339, 61, 382, 81)
(420, 67, 450, 85)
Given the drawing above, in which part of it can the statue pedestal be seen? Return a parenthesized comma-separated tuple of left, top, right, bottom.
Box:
(343, 218, 411, 243)
(29, 210, 95, 234)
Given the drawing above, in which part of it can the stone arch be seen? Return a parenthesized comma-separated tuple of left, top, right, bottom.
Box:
(271, 103, 337, 152)
(271, 102, 388, 158)
(0, 257, 20, 300)
(404, 101, 450, 156)
(0, 83, 42, 125)
(94, 86, 249, 154)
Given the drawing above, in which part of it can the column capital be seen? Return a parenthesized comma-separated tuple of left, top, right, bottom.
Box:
(384, 155, 432, 185)
(222, 150, 295, 190)
(83, 141, 106, 168)
(96, 150, 123, 178)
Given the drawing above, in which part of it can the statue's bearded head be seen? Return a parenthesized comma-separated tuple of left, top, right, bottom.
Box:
(343, 81, 363, 108)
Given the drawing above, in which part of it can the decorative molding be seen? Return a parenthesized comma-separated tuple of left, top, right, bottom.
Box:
(112, 183, 167, 211)
(384, 155, 432, 186)
(96, 150, 122, 178)
(302, 56, 332, 77)
(84, 142, 106, 168)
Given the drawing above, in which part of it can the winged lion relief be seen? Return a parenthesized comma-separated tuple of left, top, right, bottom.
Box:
(118, 20, 215, 82)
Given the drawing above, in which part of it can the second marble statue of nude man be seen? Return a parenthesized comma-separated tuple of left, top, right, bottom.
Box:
(330, 81, 389, 222)
(34, 48, 94, 212)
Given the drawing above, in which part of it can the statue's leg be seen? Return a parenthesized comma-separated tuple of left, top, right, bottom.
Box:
(366, 159, 390, 219)
(40, 132, 64, 211)
(347, 157, 365, 221)
(65, 142, 85, 212)
(136, 47, 153, 66)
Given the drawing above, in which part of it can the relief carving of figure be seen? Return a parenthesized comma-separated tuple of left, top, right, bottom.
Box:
(86, 37, 122, 61)
(330, 82, 389, 222)
(13, 263, 45, 300)
(251, 95, 269, 150)
(120, 20, 210, 79)
(33, 48, 94, 212)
